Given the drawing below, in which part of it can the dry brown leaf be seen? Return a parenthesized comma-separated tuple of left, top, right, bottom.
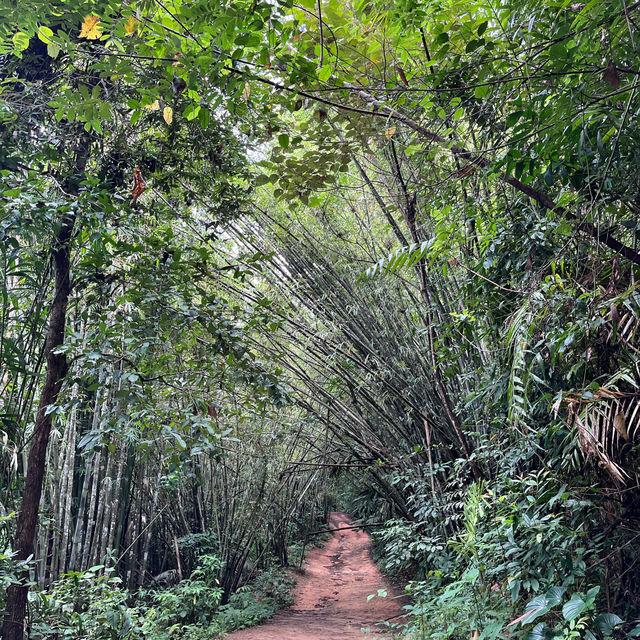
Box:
(610, 303, 620, 325)
(458, 164, 477, 178)
(131, 168, 147, 203)
(603, 60, 621, 89)
(613, 411, 629, 441)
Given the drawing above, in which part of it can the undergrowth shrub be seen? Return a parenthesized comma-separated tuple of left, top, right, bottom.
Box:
(141, 554, 223, 639)
(213, 566, 295, 634)
(23, 553, 297, 640)
(375, 465, 637, 640)
(29, 565, 144, 639)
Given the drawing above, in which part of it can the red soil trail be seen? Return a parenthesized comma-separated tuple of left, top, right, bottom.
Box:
(225, 512, 405, 640)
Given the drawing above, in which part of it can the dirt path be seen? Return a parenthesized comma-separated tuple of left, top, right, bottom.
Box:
(225, 512, 405, 640)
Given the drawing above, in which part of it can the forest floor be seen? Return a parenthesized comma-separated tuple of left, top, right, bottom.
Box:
(225, 511, 405, 639)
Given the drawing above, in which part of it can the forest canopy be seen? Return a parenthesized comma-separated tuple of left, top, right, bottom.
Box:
(1, 0, 640, 638)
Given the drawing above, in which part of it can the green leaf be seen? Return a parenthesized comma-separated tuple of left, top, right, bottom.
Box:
(544, 586, 566, 607)
(585, 586, 600, 604)
(521, 596, 552, 624)
(317, 64, 332, 82)
(475, 84, 490, 99)
(506, 111, 524, 127)
(527, 623, 547, 640)
(465, 39, 484, 53)
(47, 42, 60, 58)
(37, 26, 54, 43)
(172, 431, 187, 449)
(278, 133, 290, 149)
(12, 32, 30, 54)
(183, 103, 200, 120)
(549, 43, 566, 60)
(477, 622, 502, 640)
(595, 613, 622, 637)
(562, 593, 586, 621)
(465, 567, 480, 581)
(198, 106, 210, 128)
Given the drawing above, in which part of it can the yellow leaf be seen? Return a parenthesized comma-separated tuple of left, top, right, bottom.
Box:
(385, 126, 396, 139)
(242, 83, 251, 100)
(163, 106, 173, 124)
(145, 100, 160, 111)
(79, 15, 102, 40)
(124, 16, 139, 35)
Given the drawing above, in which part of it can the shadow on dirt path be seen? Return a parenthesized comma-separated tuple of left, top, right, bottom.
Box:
(224, 512, 405, 639)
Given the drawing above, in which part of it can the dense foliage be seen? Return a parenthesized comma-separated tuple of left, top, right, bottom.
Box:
(1, 0, 640, 638)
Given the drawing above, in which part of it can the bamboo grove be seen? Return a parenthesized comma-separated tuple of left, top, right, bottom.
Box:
(1, 0, 640, 638)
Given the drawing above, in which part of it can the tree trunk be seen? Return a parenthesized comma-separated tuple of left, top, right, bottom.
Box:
(2, 128, 90, 638)
(81, 447, 102, 570)
(57, 391, 77, 576)
(2, 216, 75, 640)
(138, 466, 162, 586)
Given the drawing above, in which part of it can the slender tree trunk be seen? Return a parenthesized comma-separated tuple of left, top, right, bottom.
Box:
(91, 445, 114, 566)
(125, 497, 140, 588)
(69, 372, 105, 571)
(2, 216, 75, 640)
(68, 452, 92, 571)
(50, 383, 77, 578)
(81, 448, 102, 569)
(138, 465, 162, 586)
(57, 395, 77, 575)
(103, 441, 127, 560)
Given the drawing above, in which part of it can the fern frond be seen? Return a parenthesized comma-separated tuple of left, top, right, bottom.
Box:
(504, 295, 548, 429)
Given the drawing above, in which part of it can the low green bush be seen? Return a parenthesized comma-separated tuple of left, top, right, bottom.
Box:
(29, 565, 144, 639)
(213, 566, 295, 635)
(376, 471, 637, 640)
(141, 554, 224, 638)
(22, 554, 296, 640)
